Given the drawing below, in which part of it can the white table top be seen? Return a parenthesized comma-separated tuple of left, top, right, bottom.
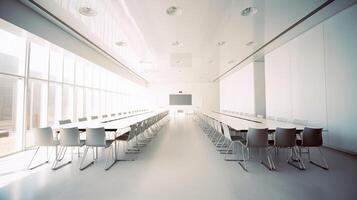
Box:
(199, 110, 305, 131)
(54, 110, 168, 131)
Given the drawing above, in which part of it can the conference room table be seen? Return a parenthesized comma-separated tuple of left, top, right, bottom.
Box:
(199, 110, 306, 132)
(53, 110, 169, 169)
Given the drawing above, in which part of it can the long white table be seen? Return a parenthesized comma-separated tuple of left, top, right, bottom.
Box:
(199, 110, 306, 132)
(54, 110, 169, 170)
(55, 110, 165, 132)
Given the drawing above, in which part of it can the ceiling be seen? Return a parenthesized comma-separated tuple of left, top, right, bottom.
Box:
(29, 0, 357, 83)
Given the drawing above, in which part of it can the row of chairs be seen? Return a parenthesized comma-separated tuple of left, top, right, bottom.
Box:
(59, 109, 148, 125)
(28, 111, 169, 171)
(195, 112, 328, 172)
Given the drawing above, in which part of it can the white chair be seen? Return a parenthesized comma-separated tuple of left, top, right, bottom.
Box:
(59, 119, 71, 125)
(78, 117, 87, 122)
(52, 127, 85, 170)
(238, 128, 275, 171)
(79, 127, 115, 170)
(28, 127, 59, 170)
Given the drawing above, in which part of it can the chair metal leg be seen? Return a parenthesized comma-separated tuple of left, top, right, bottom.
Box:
(80, 147, 94, 170)
(225, 142, 243, 161)
(105, 146, 117, 171)
(260, 148, 275, 171)
(52, 146, 72, 170)
(28, 147, 49, 170)
(238, 146, 248, 171)
(309, 147, 329, 170)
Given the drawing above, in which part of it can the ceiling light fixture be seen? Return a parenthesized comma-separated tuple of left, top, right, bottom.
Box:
(241, 7, 258, 16)
(172, 41, 182, 46)
(217, 41, 226, 46)
(246, 41, 257, 46)
(115, 41, 127, 47)
(78, 7, 97, 17)
(166, 6, 183, 16)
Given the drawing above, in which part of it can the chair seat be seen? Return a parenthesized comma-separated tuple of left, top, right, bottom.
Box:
(231, 135, 244, 142)
(115, 132, 130, 141)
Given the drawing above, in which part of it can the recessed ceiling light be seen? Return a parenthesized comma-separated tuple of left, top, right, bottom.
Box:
(115, 41, 127, 47)
(217, 41, 226, 46)
(228, 60, 236, 64)
(241, 7, 258, 16)
(79, 7, 97, 17)
(246, 41, 257, 46)
(172, 41, 182, 46)
(166, 6, 182, 16)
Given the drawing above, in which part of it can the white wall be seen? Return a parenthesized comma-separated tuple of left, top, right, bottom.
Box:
(265, 4, 357, 153)
(220, 62, 265, 116)
(148, 82, 219, 112)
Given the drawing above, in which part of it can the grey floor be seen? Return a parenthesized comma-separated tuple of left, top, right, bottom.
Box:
(1, 116, 357, 200)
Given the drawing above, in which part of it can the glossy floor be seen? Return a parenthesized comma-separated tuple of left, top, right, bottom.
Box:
(1, 116, 357, 200)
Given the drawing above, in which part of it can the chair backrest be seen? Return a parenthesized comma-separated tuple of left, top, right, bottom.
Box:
(91, 116, 98, 120)
(33, 127, 54, 146)
(78, 117, 87, 122)
(60, 127, 80, 146)
(102, 114, 108, 118)
(128, 123, 138, 140)
(247, 128, 269, 147)
(302, 127, 323, 147)
(59, 119, 71, 125)
(221, 123, 231, 140)
(274, 127, 296, 147)
(215, 120, 222, 134)
(85, 127, 106, 146)
(293, 119, 308, 126)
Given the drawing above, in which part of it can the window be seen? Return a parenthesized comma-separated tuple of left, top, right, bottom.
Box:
(85, 88, 92, 117)
(0, 29, 26, 76)
(29, 42, 49, 79)
(75, 87, 84, 120)
(26, 79, 48, 147)
(49, 49, 63, 82)
(62, 84, 74, 121)
(92, 90, 100, 117)
(48, 83, 62, 126)
(84, 63, 92, 87)
(0, 75, 24, 156)
(0, 20, 147, 156)
(63, 54, 75, 84)
(75, 58, 85, 86)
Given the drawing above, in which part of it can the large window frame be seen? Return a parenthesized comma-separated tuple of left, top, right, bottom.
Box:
(0, 20, 148, 158)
